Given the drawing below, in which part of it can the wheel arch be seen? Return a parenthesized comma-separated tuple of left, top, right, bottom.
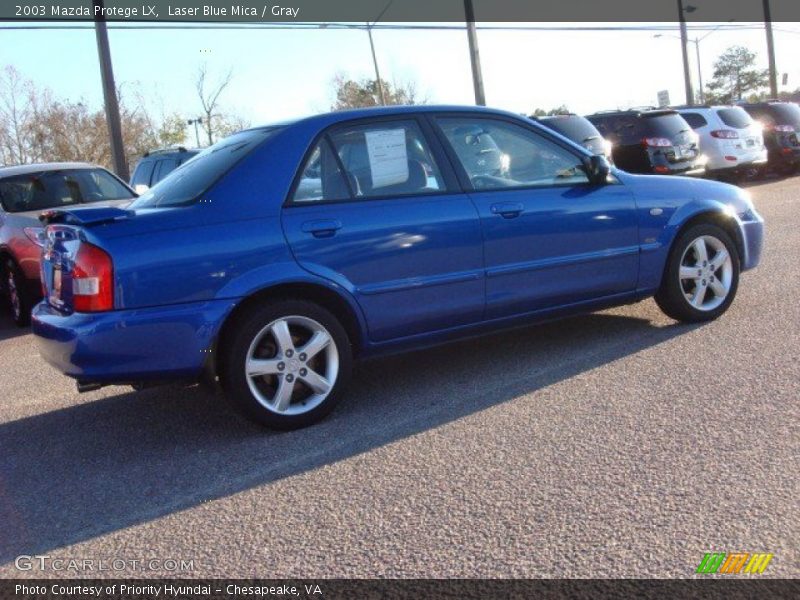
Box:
(671, 210, 745, 264)
(209, 280, 366, 380)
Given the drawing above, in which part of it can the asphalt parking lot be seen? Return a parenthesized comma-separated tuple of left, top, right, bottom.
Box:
(0, 175, 798, 579)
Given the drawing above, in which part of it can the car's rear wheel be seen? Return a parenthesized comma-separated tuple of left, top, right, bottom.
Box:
(655, 223, 740, 323)
(219, 300, 352, 430)
(3, 258, 32, 327)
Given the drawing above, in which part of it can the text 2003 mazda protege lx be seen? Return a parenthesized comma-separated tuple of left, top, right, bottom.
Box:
(32, 106, 764, 429)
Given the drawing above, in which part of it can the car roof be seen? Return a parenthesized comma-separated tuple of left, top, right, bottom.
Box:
(587, 108, 678, 117)
(243, 104, 532, 133)
(0, 162, 97, 178)
(141, 147, 202, 159)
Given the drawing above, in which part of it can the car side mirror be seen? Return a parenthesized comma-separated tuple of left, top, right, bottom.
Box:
(583, 154, 611, 185)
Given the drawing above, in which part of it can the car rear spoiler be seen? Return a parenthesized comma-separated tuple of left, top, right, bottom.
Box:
(39, 206, 134, 227)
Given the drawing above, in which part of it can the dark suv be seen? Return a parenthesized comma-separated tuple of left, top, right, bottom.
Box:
(533, 114, 613, 163)
(586, 109, 704, 175)
(130, 147, 200, 193)
(740, 101, 800, 174)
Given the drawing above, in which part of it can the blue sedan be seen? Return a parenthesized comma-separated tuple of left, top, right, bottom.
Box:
(32, 105, 764, 429)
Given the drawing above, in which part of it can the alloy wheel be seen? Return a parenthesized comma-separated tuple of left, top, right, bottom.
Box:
(679, 235, 733, 312)
(245, 315, 339, 416)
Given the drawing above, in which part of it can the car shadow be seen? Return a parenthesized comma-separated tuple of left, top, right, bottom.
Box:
(0, 312, 27, 342)
(0, 310, 699, 563)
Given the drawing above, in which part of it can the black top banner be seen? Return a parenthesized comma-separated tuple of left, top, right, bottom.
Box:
(3, 0, 800, 23)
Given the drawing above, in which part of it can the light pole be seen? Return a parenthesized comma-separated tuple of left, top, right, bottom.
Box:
(366, 1, 393, 106)
(655, 22, 731, 105)
(677, 0, 695, 105)
(763, 0, 779, 98)
(93, 0, 128, 180)
(464, 0, 486, 106)
(187, 118, 202, 147)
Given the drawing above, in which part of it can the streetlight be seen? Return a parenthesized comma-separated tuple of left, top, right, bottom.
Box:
(323, 3, 392, 106)
(655, 21, 732, 105)
(677, 0, 695, 105)
(187, 118, 202, 147)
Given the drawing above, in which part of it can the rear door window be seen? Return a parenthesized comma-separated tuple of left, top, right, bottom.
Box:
(327, 119, 446, 199)
(291, 140, 351, 203)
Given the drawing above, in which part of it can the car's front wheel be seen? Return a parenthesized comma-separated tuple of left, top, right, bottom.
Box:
(219, 300, 353, 430)
(655, 223, 741, 323)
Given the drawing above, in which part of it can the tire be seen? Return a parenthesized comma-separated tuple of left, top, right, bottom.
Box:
(219, 299, 353, 430)
(655, 223, 740, 323)
(3, 258, 33, 327)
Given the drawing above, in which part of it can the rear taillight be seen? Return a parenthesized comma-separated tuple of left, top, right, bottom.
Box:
(72, 243, 113, 312)
(710, 129, 739, 139)
(642, 137, 672, 148)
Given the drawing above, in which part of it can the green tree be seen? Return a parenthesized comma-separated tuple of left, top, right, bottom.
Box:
(331, 73, 425, 110)
(530, 105, 570, 117)
(704, 46, 769, 104)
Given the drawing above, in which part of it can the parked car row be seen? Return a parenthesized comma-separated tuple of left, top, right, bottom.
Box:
(15, 104, 764, 430)
(531, 100, 800, 180)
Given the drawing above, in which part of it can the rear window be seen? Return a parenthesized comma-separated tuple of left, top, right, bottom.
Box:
(716, 108, 753, 129)
(130, 128, 282, 209)
(765, 103, 800, 126)
(681, 112, 708, 129)
(0, 168, 134, 214)
(587, 115, 641, 143)
(538, 116, 602, 144)
(641, 113, 692, 138)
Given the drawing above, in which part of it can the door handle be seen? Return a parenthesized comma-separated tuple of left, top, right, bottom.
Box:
(301, 219, 342, 238)
(490, 202, 524, 219)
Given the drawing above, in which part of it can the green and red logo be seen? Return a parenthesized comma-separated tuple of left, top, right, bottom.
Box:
(696, 552, 774, 574)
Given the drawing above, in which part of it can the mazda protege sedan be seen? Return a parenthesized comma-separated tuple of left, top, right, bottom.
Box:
(32, 106, 764, 429)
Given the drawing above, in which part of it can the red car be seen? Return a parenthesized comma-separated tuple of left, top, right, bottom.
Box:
(0, 163, 135, 325)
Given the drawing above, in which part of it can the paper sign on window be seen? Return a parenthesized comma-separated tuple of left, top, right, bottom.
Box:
(365, 129, 408, 189)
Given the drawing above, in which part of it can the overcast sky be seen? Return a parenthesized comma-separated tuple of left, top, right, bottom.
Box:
(2, 22, 799, 130)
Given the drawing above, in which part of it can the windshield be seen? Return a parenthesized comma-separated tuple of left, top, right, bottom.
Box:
(540, 116, 602, 143)
(641, 113, 692, 138)
(130, 127, 282, 209)
(0, 168, 133, 214)
(717, 108, 753, 129)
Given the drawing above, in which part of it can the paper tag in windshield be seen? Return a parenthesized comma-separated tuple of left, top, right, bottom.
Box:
(365, 129, 408, 189)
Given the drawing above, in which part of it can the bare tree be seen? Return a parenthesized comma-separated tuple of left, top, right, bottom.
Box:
(0, 64, 196, 169)
(0, 66, 36, 164)
(196, 63, 233, 146)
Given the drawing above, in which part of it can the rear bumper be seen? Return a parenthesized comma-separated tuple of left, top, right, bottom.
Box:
(31, 299, 234, 382)
(706, 151, 768, 174)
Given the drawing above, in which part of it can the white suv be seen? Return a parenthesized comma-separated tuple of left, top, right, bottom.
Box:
(676, 105, 767, 178)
